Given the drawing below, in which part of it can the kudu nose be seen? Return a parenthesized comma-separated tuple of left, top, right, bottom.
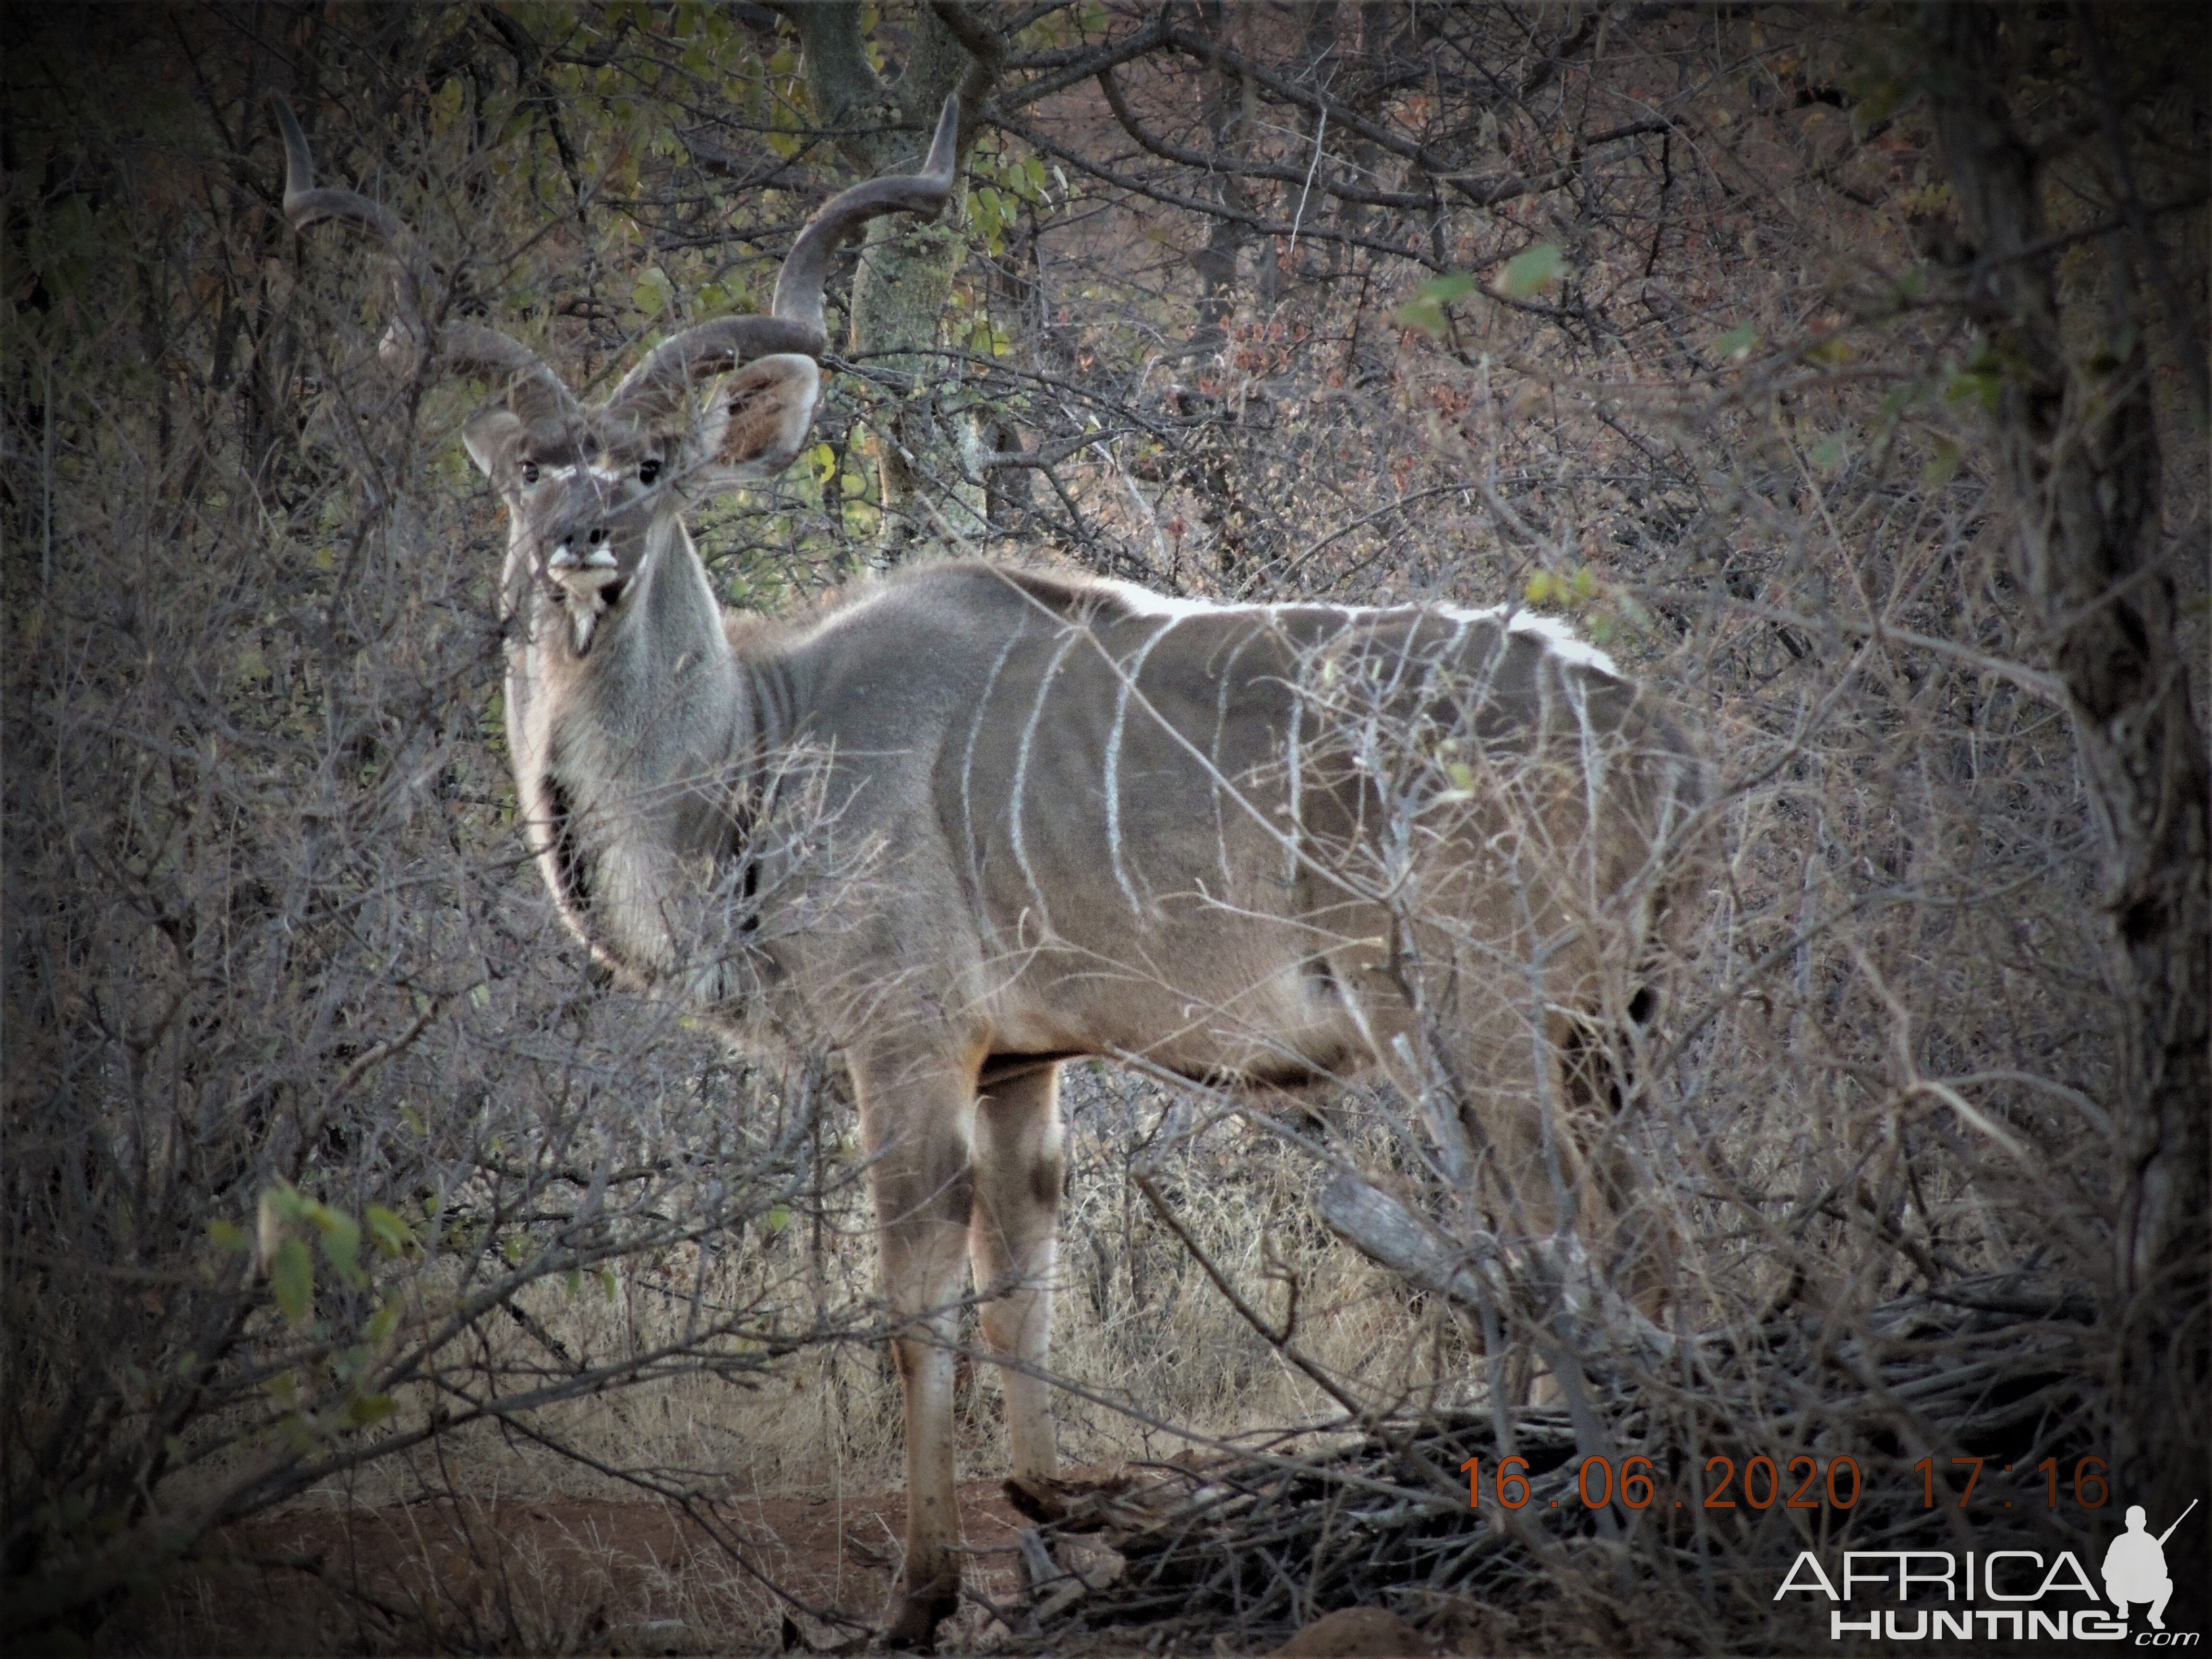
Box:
(548, 520, 617, 572)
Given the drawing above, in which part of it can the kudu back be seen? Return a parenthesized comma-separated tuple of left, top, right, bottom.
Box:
(281, 93, 1706, 1647)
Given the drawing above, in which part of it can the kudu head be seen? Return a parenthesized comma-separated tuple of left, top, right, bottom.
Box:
(277, 95, 958, 652)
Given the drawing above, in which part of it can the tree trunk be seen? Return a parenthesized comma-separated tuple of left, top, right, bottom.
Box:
(1923, 3, 2210, 1598)
(1188, 0, 1252, 351)
(789, 1, 996, 565)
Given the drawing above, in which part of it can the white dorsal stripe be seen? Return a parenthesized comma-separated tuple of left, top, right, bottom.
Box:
(1439, 602, 1620, 675)
(1097, 578, 1620, 677)
(1093, 578, 1214, 619)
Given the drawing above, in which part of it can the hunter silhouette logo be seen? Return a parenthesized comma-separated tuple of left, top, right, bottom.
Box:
(2104, 1500, 2196, 1632)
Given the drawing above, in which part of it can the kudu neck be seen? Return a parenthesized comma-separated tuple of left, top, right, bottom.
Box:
(626, 515, 733, 670)
(539, 511, 755, 778)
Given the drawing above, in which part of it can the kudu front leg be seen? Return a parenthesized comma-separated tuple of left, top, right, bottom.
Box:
(970, 1064, 1066, 1507)
(857, 1059, 978, 1649)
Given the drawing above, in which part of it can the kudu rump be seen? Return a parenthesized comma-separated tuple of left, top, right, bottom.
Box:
(282, 96, 1704, 1644)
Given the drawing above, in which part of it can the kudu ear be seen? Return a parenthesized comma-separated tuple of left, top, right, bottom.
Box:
(689, 354, 822, 490)
(463, 408, 526, 484)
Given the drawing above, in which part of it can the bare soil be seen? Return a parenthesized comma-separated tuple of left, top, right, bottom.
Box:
(103, 1480, 1074, 1656)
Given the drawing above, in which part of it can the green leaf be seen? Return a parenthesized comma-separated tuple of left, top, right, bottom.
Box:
(207, 1218, 249, 1254)
(633, 266, 675, 318)
(1945, 368, 2001, 411)
(1494, 244, 1565, 300)
(270, 1239, 314, 1323)
(766, 1204, 791, 1233)
(1392, 272, 1479, 337)
(364, 1205, 415, 1258)
(346, 1393, 398, 1427)
(430, 77, 464, 132)
(1715, 322, 1759, 361)
(1392, 297, 1445, 337)
(320, 1214, 364, 1286)
(366, 1298, 400, 1344)
(264, 1183, 309, 1226)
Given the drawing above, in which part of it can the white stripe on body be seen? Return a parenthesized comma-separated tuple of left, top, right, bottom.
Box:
(960, 633, 1026, 914)
(1207, 624, 1265, 894)
(1561, 655, 1603, 864)
(1008, 625, 1086, 938)
(1103, 616, 1185, 918)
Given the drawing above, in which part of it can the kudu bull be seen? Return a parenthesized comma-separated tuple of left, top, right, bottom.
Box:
(281, 93, 1705, 1645)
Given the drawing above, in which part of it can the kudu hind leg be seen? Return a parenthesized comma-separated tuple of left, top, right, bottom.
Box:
(970, 1063, 1066, 1500)
(855, 1058, 978, 1647)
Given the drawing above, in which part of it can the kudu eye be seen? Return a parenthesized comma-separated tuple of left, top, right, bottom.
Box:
(521, 461, 541, 485)
(637, 457, 662, 486)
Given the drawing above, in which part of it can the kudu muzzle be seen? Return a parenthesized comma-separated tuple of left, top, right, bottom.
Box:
(534, 475, 649, 596)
